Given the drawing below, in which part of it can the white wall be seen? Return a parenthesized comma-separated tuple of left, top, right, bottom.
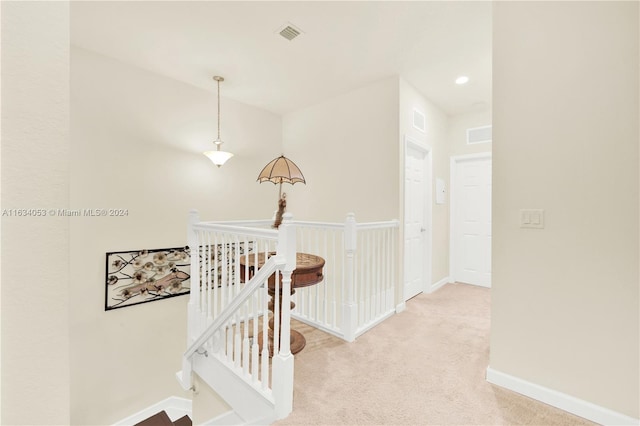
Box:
(282, 77, 400, 223)
(70, 47, 281, 424)
(448, 109, 492, 157)
(491, 1, 639, 420)
(191, 374, 231, 425)
(281, 74, 452, 296)
(399, 78, 450, 284)
(1, 2, 71, 424)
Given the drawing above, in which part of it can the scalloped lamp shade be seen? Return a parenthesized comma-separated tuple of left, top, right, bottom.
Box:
(257, 155, 306, 199)
(257, 155, 306, 185)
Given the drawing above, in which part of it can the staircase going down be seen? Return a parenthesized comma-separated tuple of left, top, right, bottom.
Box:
(175, 211, 399, 424)
(176, 212, 297, 424)
(134, 410, 191, 426)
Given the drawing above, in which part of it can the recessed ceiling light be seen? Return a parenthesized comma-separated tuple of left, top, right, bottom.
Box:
(455, 76, 469, 85)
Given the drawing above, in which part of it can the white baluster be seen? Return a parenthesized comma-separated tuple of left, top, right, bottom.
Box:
(201, 230, 206, 318)
(228, 234, 232, 308)
(391, 225, 398, 310)
(242, 236, 250, 376)
(359, 230, 365, 325)
(251, 290, 259, 384)
(378, 229, 387, 314)
(342, 213, 357, 342)
(235, 235, 240, 299)
(315, 228, 320, 322)
(278, 272, 291, 356)
(227, 237, 233, 305)
(298, 229, 305, 316)
(261, 270, 270, 389)
(384, 228, 389, 311)
(188, 210, 200, 341)
(376, 229, 380, 315)
(207, 231, 212, 324)
(362, 231, 367, 325)
(213, 233, 219, 318)
(226, 318, 233, 363)
(234, 238, 242, 369)
(356, 232, 363, 327)
(273, 213, 295, 419)
(387, 227, 393, 310)
(233, 313, 240, 368)
(371, 230, 377, 318)
(200, 231, 207, 331)
(221, 234, 227, 311)
(323, 229, 328, 325)
(366, 230, 372, 324)
(273, 270, 280, 356)
(332, 229, 338, 328)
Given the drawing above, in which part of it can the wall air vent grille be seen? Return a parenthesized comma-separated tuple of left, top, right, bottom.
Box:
(277, 23, 303, 41)
(467, 125, 492, 144)
(413, 109, 426, 132)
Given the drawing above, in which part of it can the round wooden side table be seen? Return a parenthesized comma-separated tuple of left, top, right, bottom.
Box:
(239, 252, 325, 356)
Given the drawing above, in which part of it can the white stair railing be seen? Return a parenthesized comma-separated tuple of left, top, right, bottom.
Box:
(292, 213, 399, 342)
(353, 219, 398, 337)
(293, 220, 345, 337)
(177, 211, 296, 422)
(177, 211, 398, 423)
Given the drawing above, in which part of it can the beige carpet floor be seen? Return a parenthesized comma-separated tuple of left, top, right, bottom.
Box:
(275, 283, 596, 426)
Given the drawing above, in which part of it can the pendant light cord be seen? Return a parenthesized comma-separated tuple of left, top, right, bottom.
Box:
(217, 78, 221, 142)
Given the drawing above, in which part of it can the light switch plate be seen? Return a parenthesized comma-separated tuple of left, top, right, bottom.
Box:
(520, 209, 544, 229)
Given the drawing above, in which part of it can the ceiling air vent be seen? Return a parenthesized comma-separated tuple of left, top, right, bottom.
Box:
(467, 125, 492, 145)
(277, 23, 303, 41)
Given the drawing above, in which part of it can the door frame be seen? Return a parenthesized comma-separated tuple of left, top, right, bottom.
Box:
(449, 152, 492, 285)
(402, 135, 433, 303)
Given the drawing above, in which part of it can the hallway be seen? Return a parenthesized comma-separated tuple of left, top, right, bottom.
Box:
(276, 283, 595, 425)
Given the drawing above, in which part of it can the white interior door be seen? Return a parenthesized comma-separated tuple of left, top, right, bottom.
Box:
(404, 138, 431, 300)
(452, 155, 492, 287)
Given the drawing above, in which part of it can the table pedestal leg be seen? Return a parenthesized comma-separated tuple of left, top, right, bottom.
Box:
(258, 286, 306, 357)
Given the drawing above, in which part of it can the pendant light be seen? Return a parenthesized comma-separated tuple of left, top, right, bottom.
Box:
(203, 76, 234, 167)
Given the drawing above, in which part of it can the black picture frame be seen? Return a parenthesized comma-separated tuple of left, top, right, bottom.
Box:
(105, 246, 191, 311)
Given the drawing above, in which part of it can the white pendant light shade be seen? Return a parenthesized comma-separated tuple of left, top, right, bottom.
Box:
(203, 148, 234, 167)
(203, 76, 233, 167)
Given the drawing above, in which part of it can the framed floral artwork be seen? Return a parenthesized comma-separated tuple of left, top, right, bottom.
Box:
(105, 247, 191, 311)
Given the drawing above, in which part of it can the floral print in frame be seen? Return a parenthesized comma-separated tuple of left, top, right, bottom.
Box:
(105, 247, 190, 311)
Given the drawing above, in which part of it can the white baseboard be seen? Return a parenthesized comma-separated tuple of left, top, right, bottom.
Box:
(472, 282, 491, 288)
(203, 409, 243, 425)
(430, 276, 451, 293)
(113, 396, 192, 425)
(486, 367, 639, 426)
(396, 302, 406, 313)
(204, 409, 274, 426)
(355, 309, 396, 339)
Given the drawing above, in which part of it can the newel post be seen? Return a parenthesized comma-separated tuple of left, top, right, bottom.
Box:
(343, 212, 358, 342)
(273, 213, 296, 419)
(187, 209, 201, 342)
